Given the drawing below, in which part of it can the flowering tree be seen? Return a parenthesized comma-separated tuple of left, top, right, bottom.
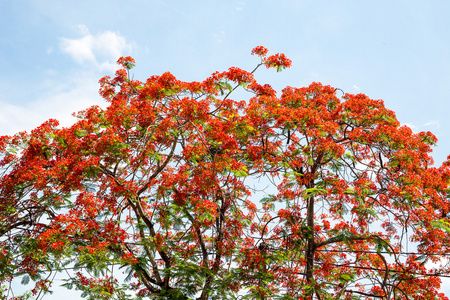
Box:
(1, 47, 450, 299)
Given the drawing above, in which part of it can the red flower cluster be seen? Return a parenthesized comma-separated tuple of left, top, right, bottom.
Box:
(1, 46, 449, 300)
(251, 45, 269, 57)
(117, 56, 136, 69)
(264, 53, 292, 70)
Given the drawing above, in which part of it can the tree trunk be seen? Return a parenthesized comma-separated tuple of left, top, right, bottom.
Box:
(305, 190, 316, 296)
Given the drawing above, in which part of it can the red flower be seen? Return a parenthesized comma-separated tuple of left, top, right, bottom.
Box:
(117, 56, 136, 69)
(263, 53, 292, 70)
(251, 46, 269, 57)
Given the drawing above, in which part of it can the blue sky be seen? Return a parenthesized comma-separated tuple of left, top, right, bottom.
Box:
(2, 0, 450, 297)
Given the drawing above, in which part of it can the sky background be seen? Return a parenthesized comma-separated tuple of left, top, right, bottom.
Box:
(2, 0, 450, 298)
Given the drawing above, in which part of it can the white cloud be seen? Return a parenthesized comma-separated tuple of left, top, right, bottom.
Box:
(235, 1, 245, 11)
(212, 31, 226, 43)
(423, 120, 440, 128)
(61, 34, 96, 64)
(0, 73, 105, 136)
(60, 25, 133, 73)
(352, 84, 360, 91)
(46, 46, 53, 55)
(1, 25, 131, 136)
(77, 24, 90, 36)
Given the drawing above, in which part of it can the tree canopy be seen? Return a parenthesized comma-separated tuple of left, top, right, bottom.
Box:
(1, 47, 450, 299)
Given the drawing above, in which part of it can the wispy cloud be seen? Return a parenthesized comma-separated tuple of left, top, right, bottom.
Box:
(423, 120, 440, 128)
(0, 73, 105, 135)
(1, 25, 133, 136)
(212, 31, 226, 43)
(235, 1, 245, 11)
(60, 25, 133, 73)
(352, 85, 360, 91)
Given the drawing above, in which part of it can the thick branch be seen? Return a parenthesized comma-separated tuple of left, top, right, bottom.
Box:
(344, 289, 384, 298)
(137, 136, 178, 196)
(108, 244, 160, 293)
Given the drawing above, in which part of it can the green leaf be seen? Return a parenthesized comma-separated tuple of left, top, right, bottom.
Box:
(100, 291, 112, 296)
(431, 219, 450, 233)
(339, 273, 353, 281)
(7, 147, 17, 154)
(260, 195, 274, 204)
(304, 188, 327, 196)
(21, 275, 30, 285)
(61, 281, 74, 290)
(224, 82, 233, 91)
(344, 187, 355, 195)
(74, 130, 87, 137)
